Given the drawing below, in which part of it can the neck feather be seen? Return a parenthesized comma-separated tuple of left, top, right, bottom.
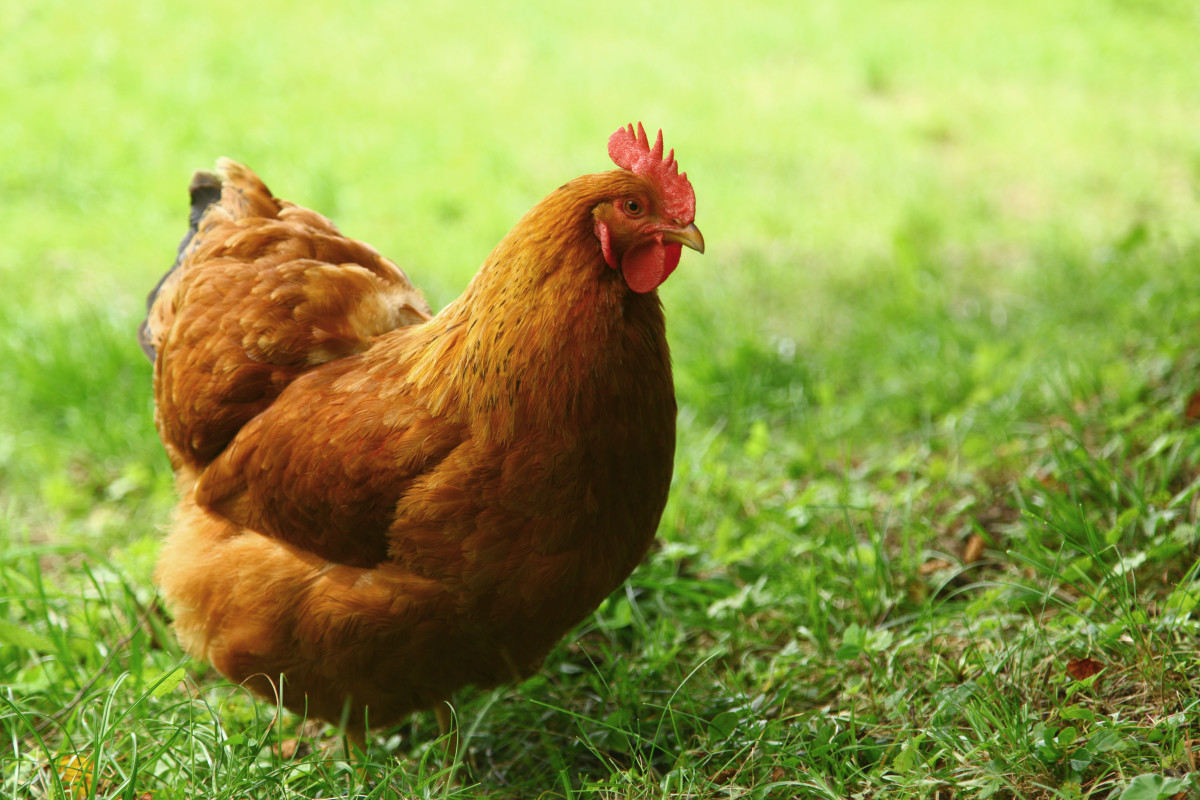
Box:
(406, 174, 670, 440)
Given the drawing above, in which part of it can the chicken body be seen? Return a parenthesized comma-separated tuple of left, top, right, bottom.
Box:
(142, 128, 702, 734)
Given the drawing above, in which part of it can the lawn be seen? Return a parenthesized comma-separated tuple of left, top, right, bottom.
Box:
(2, 0, 1200, 797)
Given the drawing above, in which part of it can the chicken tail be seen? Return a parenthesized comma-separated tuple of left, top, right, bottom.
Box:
(138, 160, 280, 361)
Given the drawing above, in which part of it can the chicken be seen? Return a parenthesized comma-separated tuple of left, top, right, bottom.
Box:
(139, 123, 704, 741)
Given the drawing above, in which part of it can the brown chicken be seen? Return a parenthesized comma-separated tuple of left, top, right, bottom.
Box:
(140, 124, 703, 741)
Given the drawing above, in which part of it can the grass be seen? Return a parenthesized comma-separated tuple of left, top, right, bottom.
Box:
(3, 0, 1200, 797)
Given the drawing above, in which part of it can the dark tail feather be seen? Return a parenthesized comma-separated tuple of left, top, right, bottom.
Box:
(138, 170, 224, 362)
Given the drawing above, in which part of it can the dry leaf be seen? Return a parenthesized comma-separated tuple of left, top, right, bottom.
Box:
(1186, 391, 1200, 421)
(962, 533, 986, 564)
(45, 755, 97, 800)
(1066, 656, 1104, 681)
(1035, 470, 1065, 492)
(274, 738, 299, 759)
(919, 558, 953, 575)
(711, 766, 739, 784)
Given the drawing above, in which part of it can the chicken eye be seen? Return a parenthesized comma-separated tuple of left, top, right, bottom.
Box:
(623, 199, 643, 216)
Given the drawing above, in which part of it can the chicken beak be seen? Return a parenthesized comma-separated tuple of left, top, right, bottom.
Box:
(662, 222, 705, 254)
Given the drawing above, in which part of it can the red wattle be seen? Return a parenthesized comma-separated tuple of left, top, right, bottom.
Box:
(595, 220, 617, 269)
(621, 240, 682, 294)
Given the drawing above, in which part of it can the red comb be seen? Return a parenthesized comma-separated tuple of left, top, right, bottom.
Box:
(608, 123, 695, 223)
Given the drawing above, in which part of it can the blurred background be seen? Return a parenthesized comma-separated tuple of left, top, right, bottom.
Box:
(5, 0, 1197, 445)
(6, 0, 1197, 298)
(5, 0, 1198, 518)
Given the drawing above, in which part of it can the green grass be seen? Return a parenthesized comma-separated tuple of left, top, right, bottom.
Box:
(4, 0, 1200, 797)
